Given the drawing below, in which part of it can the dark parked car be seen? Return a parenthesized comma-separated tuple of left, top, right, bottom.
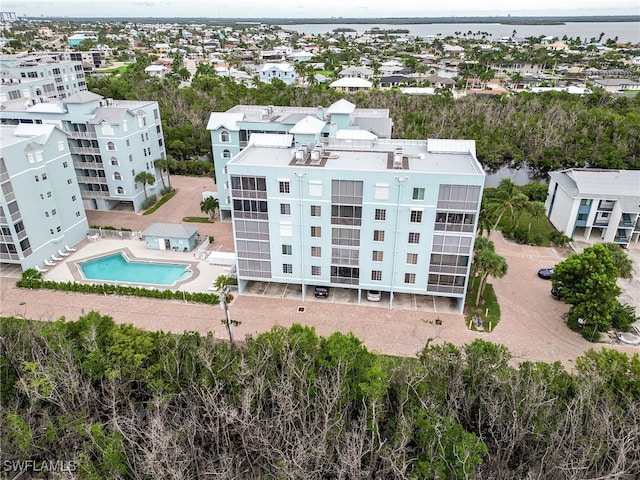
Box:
(314, 286, 329, 298)
(551, 285, 564, 301)
(538, 267, 554, 280)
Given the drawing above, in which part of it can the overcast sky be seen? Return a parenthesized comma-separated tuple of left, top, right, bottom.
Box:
(6, 0, 640, 18)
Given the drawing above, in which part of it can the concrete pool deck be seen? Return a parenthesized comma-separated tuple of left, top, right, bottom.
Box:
(41, 238, 231, 293)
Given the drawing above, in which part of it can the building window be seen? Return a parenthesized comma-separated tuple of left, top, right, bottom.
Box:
(371, 270, 382, 281)
(126, 139, 130, 146)
(310, 205, 321, 216)
(406, 253, 418, 264)
(114, 172, 122, 180)
(311, 246, 321, 257)
(220, 131, 230, 142)
(280, 203, 291, 215)
(72, 195, 76, 201)
(283, 263, 293, 274)
(63, 161, 68, 168)
(51, 209, 57, 216)
(404, 273, 416, 284)
(41, 173, 47, 180)
(373, 230, 385, 242)
(129, 155, 133, 162)
(311, 266, 321, 276)
(56, 226, 61, 232)
(222, 149, 231, 159)
(372, 251, 384, 262)
(35, 175, 40, 182)
(280, 222, 293, 237)
(76, 211, 81, 217)
(374, 183, 389, 200)
(45, 211, 50, 217)
(413, 188, 425, 200)
(311, 226, 321, 237)
(375, 209, 386, 221)
(282, 244, 292, 255)
(57, 141, 65, 151)
(67, 178, 72, 185)
(279, 181, 290, 194)
(410, 210, 423, 223)
(116, 186, 125, 195)
(47, 191, 52, 198)
(408, 232, 421, 244)
(111, 157, 119, 166)
(309, 181, 322, 197)
(107, 142, 116, 151)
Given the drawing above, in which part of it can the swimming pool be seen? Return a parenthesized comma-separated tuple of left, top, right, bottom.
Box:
(78, 252, 192, 286)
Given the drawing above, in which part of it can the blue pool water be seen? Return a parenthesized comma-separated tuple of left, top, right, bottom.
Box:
(79, 252, 191, 285)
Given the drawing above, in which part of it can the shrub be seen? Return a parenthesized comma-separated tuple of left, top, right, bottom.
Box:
(580, 327, 601, 343)
(611, 302, 638, 332)
(550, 231, 572, 246)
(141, 195, 158, 209)
(161, 186, 174, 196)
(16, 270, 220, 305)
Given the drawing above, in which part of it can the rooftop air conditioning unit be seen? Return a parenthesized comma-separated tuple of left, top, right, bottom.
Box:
(393, 146, 403, 169)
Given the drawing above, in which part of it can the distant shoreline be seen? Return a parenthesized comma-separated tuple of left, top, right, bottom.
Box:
(31, 15, 640, 26)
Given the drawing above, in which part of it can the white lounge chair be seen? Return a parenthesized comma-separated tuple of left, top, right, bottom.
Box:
(51, 254, 63, 262)
(35, 265, 48, 273)
(65, 244, 77, 252)
(58, 249, 70, 257)
(44, 259, 56, 267)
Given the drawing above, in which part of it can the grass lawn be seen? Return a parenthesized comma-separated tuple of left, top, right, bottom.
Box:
(97, 65, 129, 74)
(142, 190, 176, 215)
(464, 276, 501, 332)
(495, 213, 559, 247)
(183, 216, 211, 223)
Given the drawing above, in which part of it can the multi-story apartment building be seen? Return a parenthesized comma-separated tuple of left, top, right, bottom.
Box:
(0, 124, 88, 270)
(1, 90, 167, 212)
(0, 54, 87, 102)
(225, 134, 485, 312)
(546, 168, 640, 248)
(207, 99, 394, 219)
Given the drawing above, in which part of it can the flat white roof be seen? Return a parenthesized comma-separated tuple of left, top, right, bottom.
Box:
(229, 137, 484, 176)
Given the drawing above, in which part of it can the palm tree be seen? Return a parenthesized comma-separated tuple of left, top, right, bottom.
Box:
(200, 196, 219, 222)
(215, 274, 239, 344)
(526, 201, 547, 233)
(474, 249, 508, 307)
(486, 178, 529, 231)
(153, 156, 172, 190)
(134, 171, 156, 200)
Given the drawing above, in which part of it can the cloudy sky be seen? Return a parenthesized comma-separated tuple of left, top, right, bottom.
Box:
(6, 0, 640, 18)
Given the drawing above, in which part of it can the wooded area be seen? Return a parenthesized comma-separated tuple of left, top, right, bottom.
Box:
(2, 315, 639, 479)
(88, 59, 640, 175)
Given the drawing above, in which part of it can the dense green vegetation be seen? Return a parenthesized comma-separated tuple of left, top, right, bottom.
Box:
(88, 58, 640, 175)
(552, 243, 639, 341)
(1, 316, 638, 478)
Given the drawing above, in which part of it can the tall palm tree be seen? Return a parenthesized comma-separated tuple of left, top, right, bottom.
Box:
(526, 201, 548, 233)
(134, 171, 156, 200)
(154, 156, 173, 190)
(200, 196, 219, 222)
(486, 178, 529, 231)
(474, 249, 508, 307)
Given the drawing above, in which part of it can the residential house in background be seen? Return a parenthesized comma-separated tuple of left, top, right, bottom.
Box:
(329, 77, 373, 92)
(546, 168, 640, 248)
(257, 63, 296, 85)
(0, 124, 88, 270)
